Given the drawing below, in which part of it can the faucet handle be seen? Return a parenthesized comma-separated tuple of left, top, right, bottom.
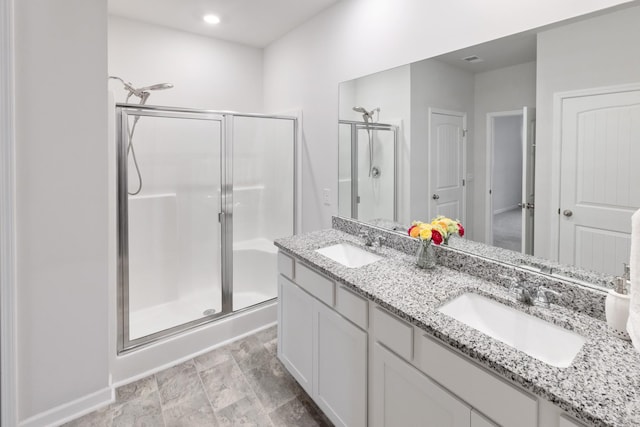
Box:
(375, 235, 387, 247)
(499, 274, 521, 289)
(534, 286, 560, 307)
(359, 229, 373, 246)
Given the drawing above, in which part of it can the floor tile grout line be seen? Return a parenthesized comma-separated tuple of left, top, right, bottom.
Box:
(153, 373, 168, 427)
(194, 357, 222, 426)
(231, 355, 276, 427)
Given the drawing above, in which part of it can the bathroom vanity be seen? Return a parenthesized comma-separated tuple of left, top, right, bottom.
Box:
(275, 218, 640, 427)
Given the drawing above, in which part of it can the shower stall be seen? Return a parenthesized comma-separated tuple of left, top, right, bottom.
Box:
(116, 104, 296, 353)
(338, 120, 398, 222)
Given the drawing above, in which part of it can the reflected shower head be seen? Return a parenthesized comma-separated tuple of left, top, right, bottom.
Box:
(353, 106, 380, 123)
(137, 83, 174, 91)
(109, 76, 173, 104)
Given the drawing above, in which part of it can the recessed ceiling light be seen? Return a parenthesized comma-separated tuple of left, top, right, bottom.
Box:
(203, 14, 221, 25)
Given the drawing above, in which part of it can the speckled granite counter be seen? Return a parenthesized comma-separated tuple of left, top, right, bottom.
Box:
(275, 228, 640, 427)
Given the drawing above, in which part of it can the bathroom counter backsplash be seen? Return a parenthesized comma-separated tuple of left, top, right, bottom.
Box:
(274, 226, 640, 427)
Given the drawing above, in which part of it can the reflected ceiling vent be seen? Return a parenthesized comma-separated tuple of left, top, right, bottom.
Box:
(462, 55, 484, 63)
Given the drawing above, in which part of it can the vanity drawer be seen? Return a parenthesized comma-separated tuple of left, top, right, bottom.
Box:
(335, 285, 368, 330)
(373, 306, 413, 361)
(296, 263, 335, 306)
(278, 252, 295, 280)
(418, 334, 537, 427)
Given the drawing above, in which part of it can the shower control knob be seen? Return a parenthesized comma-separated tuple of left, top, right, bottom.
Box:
(432, 194, 440, 200)
(563, 209, 573, 217)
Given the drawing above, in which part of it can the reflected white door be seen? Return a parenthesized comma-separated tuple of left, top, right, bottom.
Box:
(559, 88, 640, 275)
(521, 107, 536, 254)
(429, 110, 466, 222)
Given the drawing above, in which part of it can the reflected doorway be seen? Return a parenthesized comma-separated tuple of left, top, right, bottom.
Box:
(486, 107, 536, 254)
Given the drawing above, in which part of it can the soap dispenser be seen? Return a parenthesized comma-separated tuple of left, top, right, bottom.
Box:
(605, 274, 631, 341)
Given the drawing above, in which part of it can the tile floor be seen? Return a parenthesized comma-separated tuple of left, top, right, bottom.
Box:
(63, 326, 333, 426)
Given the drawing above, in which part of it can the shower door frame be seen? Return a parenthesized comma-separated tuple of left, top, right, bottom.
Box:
(339, 120, 399, 222)
(116, 104, 297, 354)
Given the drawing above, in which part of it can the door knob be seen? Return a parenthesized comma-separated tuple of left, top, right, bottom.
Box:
(432, 194, 440, 200)
(526, 203, 535, 210)
(563, 209, 573, 217)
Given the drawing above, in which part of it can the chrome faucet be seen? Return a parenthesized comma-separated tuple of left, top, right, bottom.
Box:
(374, 235, 387, 248)
(359, 229, 386, 248)
(359, 229, 375, 246)
(502, 275, 560, 307)
(533, 287, 561, 307)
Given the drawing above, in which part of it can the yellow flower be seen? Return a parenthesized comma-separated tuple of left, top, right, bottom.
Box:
(419, 226, 433, 241)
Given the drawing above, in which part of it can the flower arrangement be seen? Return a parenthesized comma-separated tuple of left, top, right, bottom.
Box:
(407, 216, 464, 246)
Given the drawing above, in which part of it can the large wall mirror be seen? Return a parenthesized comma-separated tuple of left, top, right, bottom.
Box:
(338, 4, 640, 278)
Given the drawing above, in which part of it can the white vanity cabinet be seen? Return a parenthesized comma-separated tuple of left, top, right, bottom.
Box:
(372, 342, 471, 427)
(278, 250, 592, 427)
(315, 299, 367, 427)
(277, 252, 368, 427)
(278, 275, 314, 395)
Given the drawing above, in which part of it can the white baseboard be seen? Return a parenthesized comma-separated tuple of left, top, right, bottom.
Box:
(18, 387, 113, 427)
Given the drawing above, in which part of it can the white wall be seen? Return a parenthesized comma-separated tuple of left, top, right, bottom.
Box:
(410, 59, 475, 230)
(108, 16, 263, 112)
(473, 61, 536, 240)
(15, 0, 110, 424)
(492, 115, 523, 213)
(535, 4, 640, 259)
(263, 0, 633, 233)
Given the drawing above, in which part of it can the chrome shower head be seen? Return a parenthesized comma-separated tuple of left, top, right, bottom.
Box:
(353, 106, 380, 123)
(109, 76, 173, 104)
(137, 83, 174, 92)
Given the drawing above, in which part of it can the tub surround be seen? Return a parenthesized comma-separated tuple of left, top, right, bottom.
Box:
(275, 219, 640, 426)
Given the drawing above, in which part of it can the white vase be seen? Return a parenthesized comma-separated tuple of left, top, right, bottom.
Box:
(605, 289, 631, 340)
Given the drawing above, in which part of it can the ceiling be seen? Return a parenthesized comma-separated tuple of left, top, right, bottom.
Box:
(108, 0, 342, 47)
(435, 32, 537, 74)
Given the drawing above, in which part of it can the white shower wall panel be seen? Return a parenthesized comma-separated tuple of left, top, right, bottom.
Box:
(128, 194, 179, 312)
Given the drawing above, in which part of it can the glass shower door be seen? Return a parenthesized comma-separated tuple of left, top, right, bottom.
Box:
(118, 108, 225, 349)
(231, 115, 295, 311)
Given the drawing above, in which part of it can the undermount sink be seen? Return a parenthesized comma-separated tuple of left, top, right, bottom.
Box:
(438, 293, 585, 368)
(315, 243, 383, 268)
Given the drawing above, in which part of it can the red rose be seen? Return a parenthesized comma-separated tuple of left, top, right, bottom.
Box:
(407, 225, 416, 236)
(432, 230, 443, 245)
(457, 223, 465, 237)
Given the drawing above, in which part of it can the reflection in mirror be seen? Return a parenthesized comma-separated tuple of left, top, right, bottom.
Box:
(338, 4, 640, 278)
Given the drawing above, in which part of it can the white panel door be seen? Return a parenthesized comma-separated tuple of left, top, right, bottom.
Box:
(278, 276, 314, 395)
(372, 343, 470, 427)
(314, 301, 367, 427)
(559, 89, 640, 274)
(429, 111, 465, 222)
(521, 107, 536, 255)
(471, 410, 498, 427)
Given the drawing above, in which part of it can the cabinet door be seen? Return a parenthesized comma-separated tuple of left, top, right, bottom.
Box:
(278, 276, 313, 395)
(314, 301, 367, 427)
(471, 410, 498, 427)
(372, 343, 470, 427)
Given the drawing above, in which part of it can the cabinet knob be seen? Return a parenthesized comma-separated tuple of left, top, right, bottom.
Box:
(563, 209, 573, 217)
(432, 194, 440, 200)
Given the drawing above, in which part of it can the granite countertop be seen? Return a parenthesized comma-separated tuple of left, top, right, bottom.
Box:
(274, 229, 640, 427)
